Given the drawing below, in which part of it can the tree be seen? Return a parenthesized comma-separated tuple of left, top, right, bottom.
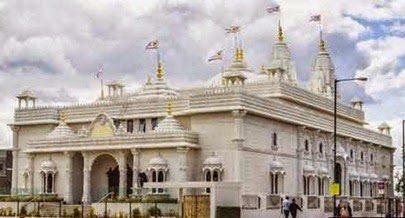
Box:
(395, 172, 405, 195)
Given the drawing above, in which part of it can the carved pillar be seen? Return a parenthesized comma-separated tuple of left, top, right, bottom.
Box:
(10, 125, 20, 195)
(81, 152, 91, 204)
(118, 151, 128, 198)
(64, 152, 74, 204)
(131, 149, 140, 196)
(232, 110, 247, 182)
(176, 147, 189, 182)
(297, 126, 306, 195)
(27, 154, 35, 195)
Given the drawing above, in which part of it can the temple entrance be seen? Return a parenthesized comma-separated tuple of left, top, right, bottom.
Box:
(106, 165, 133, 197)
(91, 154, 118, 201)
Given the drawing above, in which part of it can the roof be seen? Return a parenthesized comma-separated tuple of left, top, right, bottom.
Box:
(16, 90, 36, 99)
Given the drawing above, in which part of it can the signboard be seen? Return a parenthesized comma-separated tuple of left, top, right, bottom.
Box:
(329, 183, 340, 196)
(378, 182, 385, 195)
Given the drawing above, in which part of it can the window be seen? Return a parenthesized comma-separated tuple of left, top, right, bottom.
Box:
(272, 133, 278, 146)
(204, 169, 221, 193)
(151, 170, 165, 193)
(303, 176, 307, 195)
(319, 143, 323, 154)
(270, 173, 279, 194)
(318, 177, 322, 195)
(127, 120, 134, 133)
(0, 163, 5, 176)
(349, 181, 353, 196)
(41, 172, 55, 194)
(350, 149, 353, 159)
(304, 140, 309, 152)
(370, 154, 374, 162)
(360, 182, 363, 197)
(151, 118, 159, 130)
(138, 119, 146, 132)
(360, 152, 364, 161)
(113, 119, 120, 129)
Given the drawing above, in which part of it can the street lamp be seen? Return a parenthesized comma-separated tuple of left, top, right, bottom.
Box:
(333, 77, 367, 217)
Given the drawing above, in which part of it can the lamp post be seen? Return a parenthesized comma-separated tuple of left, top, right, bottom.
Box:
(402, 119, 405, 218)
(333, 77, 367, 217)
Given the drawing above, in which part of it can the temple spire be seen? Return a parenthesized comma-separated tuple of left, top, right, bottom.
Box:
(156, 61, 163, 81)
(278, 20, 284, 42)
(166, 102, 172, 116)
(60, 111, 67, 123)
(319, 29, 326, 52)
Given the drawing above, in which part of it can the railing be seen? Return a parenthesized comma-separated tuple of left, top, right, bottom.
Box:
(98, 192, 115, 203)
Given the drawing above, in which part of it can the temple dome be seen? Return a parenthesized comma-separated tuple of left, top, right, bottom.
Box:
(154, 115, 184, 133)
(134, 80, 178, 99)
(203, 155, 222, 166)
(47, 122, 77, 139)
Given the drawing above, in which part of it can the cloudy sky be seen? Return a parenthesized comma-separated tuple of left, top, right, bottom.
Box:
(0, 0, 404, 163)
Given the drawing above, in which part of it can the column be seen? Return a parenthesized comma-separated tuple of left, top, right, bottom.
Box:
(176, 147, 189, 182)
(232, 110, 246, 182)
(27, 154, 35, 195)
(297, 126, 306, 195)
(131, 149, 140, 196)
(82, 152, 91, 204)
(64, 152, 74, 204)
(118, 151, 128, 198)
(10, 125, 20, 195)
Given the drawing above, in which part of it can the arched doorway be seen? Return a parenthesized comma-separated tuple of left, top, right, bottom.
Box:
(91, 154, 118, 201)
(72, 153, 83, 204)
(335, 163, 342, 195)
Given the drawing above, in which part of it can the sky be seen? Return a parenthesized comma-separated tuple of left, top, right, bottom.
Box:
(0, 0, 404, 165)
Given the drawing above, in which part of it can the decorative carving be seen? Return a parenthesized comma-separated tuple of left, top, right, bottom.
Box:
(88, 112, 115, 138)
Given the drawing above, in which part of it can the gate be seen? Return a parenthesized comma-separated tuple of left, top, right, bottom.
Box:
(183, 195, 210, 218)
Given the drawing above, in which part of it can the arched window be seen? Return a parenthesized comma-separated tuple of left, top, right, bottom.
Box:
(150, 169, 166, 193)
(360, 182, 363, 197)
(360, 152, 364, 161)
(349, 180, 353, 196)
(318, 177, 322, 195)
(41, 172, 56, 194)
(370, 153, 374, 162)
(304, 140, 309, 152)
(272, 133, 278, 146)
(270, 173, 282, 194)
(350, 149, 354, 159)
(204, 169, 221, 193)
(303, 176, 307, 195)
(319, 143, 323, 154)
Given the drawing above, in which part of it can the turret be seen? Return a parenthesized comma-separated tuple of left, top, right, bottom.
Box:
(106, 80, 124, 97)
(307, 36, 336, 98)
(16, 90, 37, 109)
(266, 23, 298, 85)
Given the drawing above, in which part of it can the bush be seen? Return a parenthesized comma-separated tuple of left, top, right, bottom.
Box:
(147, 206, 161, 217)
(73, 207, 81, 218)
(132, 208, 142, 218)
(20, 206, 27, 216)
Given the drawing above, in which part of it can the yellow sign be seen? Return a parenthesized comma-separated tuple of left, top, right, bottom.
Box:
(329, 183, 340, 196)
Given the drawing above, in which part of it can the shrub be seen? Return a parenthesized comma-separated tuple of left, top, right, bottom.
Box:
(20, 206, 27, 216)
(88, 206, 95, 218)
(147, 206, 161, 217)
(132, 208, 141, 218)
(73, 207, 81, 218)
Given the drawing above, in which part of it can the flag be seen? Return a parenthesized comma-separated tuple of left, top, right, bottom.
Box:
(95, 67, 103, 79)
(225, 26, 240, 34)
(145, 40, 159, 50)
(266, 5, 280, 13)
(208, 50, 223, 62)
(310, 14, 321, 22)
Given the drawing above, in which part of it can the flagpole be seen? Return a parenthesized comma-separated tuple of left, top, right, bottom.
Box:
(100, 78, 104, 99)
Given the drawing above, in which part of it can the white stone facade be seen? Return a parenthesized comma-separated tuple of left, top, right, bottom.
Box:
(8, 34, 394, 216)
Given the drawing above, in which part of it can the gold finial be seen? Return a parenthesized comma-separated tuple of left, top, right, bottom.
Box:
(166, 103, 172, 116)
(320, 39, 326, 52)
(156, 62, 163, 81)
(234, 48, 239, 61)
(146, 74, 152, 85)
(278, 24, 284, 42)
(60, 111, 66, 123)
(239, 48, 244, 61)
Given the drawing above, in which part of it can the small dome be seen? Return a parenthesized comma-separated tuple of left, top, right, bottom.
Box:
(336, 145, 348, 159)
(135, 80, 178, 99)
(47, 122, 77, 139)
(149, 156, 168, 166)
(303, 164, 315, 173)
(369, 173, 378, 180)
(41, 160, 57, 171)
(350, 170, 359, 178)
(350, 97, 362, 103)
(270, 160, 283, 170)
(378, 122, 390, 130)
(154, 115, 184, 133)
(203, 155, 222, 166)
(318, 166, 329, 175)
(17, 90, 36, 98)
